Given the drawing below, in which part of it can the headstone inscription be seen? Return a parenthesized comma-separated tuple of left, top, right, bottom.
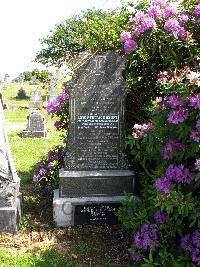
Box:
(29, 88, 43, 109)
(21, 110, 47, 138)
(53, 51, 135, 226)
(0, 96, 21, 232)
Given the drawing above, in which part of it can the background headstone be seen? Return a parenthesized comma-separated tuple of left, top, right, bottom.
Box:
(29, 88, 43, 109)
(48, 72, 58, 101)
(53, 51, 135, 227)
(16, 74, 27, 99)
(21, 109, 47, 138)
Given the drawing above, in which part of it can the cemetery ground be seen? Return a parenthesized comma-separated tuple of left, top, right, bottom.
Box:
(0, 82, 130, 267)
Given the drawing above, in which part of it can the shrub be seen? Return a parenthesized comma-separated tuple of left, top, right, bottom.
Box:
(117, 1, 200, 266)
(32, 145, 65, 192)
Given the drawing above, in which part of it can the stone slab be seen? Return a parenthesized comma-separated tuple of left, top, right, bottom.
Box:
(20, 131, 47, 138)
(53, 189, 125, 227)
(59, 169, 135, 197)
(0, 194, 22, 232)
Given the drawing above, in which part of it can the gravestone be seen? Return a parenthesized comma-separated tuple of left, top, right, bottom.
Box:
(21, 110, 47, 138)
(29, 88, 43, 109)
(53, 51, 135, 226)
(16, 74, 27, 99)
(48, 72, 58, 101)
(0, 96, 21, 232)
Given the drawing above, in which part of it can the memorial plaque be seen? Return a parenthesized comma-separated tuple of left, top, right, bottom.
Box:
(74, 203, 120, 225)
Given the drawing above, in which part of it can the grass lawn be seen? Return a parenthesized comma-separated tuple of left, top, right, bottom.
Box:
(0, 83, 130, 267)
(0, 249, 74, 267)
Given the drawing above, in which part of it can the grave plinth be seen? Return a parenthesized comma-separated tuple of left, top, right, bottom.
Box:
(53, 51, 135, 226)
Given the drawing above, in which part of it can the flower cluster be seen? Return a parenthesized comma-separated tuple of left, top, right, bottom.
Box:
(154, 211, 168, 224)
(181, 229, 200, 265)
(132, 123, 154, 138)
(194, 4, 200, 16)
(156, 164, 197, 193)
(134, 224, 159, 251)
(129, 249, 144, 265)
(195, 159, 200, 171)
(32, 146, 65, 190)
(120, 0, 196, 52)
(191, 120, 200, 143)
(46, 91, 69, 115)
(157, 68, 200, 86)
(189, 93, 200, 110)
(162, 139, 186, 160)
(167, 108, 188, 124)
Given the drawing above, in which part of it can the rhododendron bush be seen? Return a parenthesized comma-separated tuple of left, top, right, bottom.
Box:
(123, 0, 200, 127)
(117, 1, 200, 266)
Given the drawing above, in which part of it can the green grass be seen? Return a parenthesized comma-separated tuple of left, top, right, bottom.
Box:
(7, 124, 63, 184)
(0, 249, 75, 267)
(2, 81, 63, 106)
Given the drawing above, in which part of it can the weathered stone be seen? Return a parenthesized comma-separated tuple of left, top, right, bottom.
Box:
(53, 189, 124, 227)
(21, 110, 47, 138)
(0, 97, 21, 232)
(29, 88, 43, 109)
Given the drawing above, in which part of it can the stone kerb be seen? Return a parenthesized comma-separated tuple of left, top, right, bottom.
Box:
(53, 51, 135, 226)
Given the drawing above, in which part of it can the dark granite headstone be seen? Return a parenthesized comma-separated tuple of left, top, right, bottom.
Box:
(21, 110, 47, 138)
(29, 88, 42, 109)
(54, 51, 135, 227)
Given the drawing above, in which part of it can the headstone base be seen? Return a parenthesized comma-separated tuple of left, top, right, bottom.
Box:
(53, 189, 127, 227)
(20, 131, 47, 138)
(59, 169, 135, 197)
(0, 193, 22, 232)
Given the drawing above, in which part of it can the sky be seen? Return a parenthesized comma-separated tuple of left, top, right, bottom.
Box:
(0, 0, 122, 80)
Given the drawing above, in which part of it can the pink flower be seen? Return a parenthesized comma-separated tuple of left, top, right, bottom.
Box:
(120, 31, 132, 42)
(167, 108, 188, 124)
(164, 19, 186, 37)
(124, 39, 138, 52)
(148, 5, 162, 18)
(179, 13, 189, 24)
(152, 0, 169, 8)
(195, 159, 200, 171)
(162, 6, 177, 19)
(157, 71, 168, 83)
(189, 93, 200, 109)
(191, 130, 200, 142)
(194, 4, 200, 16)
(167, 94, 183, 109)
(48, 162, 54, 170)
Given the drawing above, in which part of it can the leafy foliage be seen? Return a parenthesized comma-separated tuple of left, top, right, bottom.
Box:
(35, 8, 130, 66)
(117, 1, 200, 266)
